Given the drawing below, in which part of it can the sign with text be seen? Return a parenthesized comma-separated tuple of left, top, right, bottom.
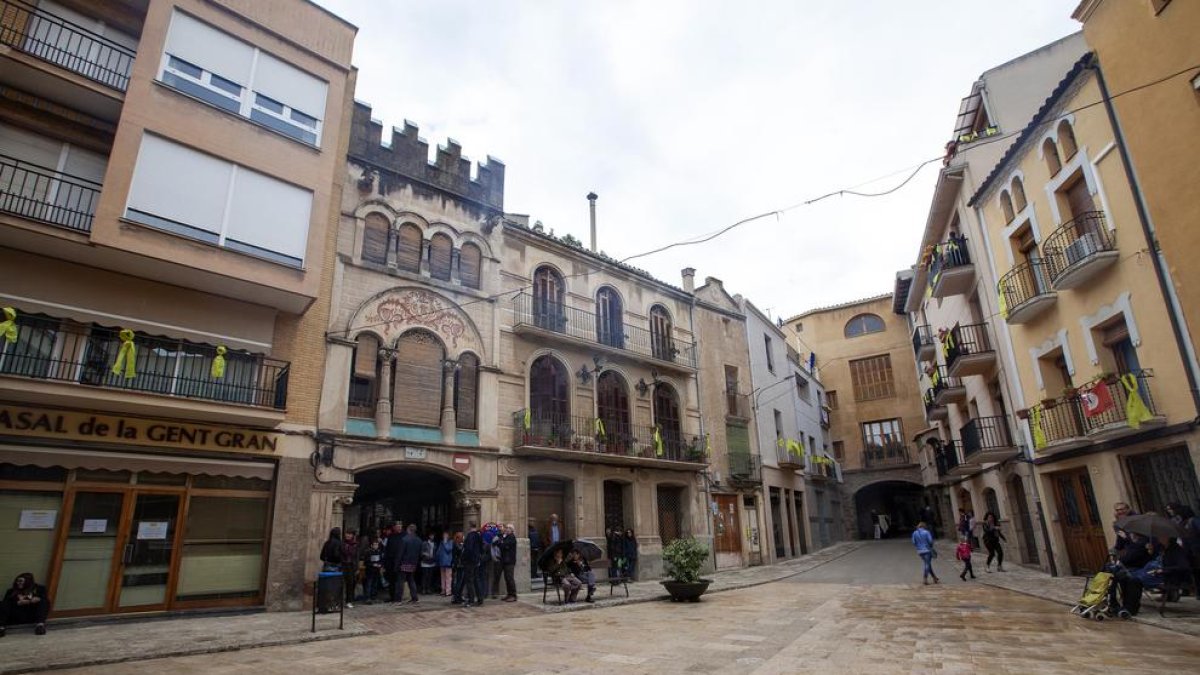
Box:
(0, 405, 280, 454)
(18, 509, 57, 530)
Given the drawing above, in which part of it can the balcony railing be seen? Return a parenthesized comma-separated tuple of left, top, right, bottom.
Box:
(944, 322, 995, 376)
(0, 0, 136, 91)
(0, 313, 289, 409)
(1042, 212, 1116, 285)
(819, 406, 830, 429)
(1026, 370, 1160, 449)
(911, 324, 934, 361)
(728, 451, 762, 483)
(929, 366, 962, 401)
(512, 293, 697, 369)
(960, 416, 1014, 461)
(923, 387, 944, 417)
(935, 441, 960, 478)
(725, 390, 751, 419)
(999, 260, 1054, 320)
(0, 154, 100, 233)
(929, 235, 972, 276)
(1026, 396, 1086, 447)
(511, 410, 704, 463)
(863, 444, 911, 469)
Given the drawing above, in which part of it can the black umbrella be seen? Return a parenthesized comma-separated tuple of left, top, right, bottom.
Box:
(572, 538, 603, 562)
(536, 539, 574, 573)
(1115, 514, 1184, 540)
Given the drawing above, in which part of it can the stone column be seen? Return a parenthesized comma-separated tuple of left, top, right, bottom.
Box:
(374, 347, 395, 438)
(440, 358, 458, 445)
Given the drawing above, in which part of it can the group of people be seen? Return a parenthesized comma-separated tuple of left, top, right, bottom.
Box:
(910, 510, 1008, 585)
(319, 520, 520, 608)
(1102, 501, 1199, 616)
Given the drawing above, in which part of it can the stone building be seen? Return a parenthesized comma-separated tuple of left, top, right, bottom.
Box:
(0, 0, 356, 615)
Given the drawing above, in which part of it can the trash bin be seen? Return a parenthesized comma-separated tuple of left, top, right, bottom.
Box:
(312, 571, 345, 632)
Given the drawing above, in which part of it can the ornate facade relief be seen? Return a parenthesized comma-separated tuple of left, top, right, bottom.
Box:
(351, 287, 485, 359)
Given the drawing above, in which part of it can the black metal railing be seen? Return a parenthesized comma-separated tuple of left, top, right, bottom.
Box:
(0, 154, 101, 233)
(776, 440, 803, 467)
(944, 322, 994, 371)
(1079, 370, 1157, 433)
(935, 441, 960, 477)
(725, 390, 751, 419)
(923, 388, 943, 416)
(0, 313, 290, 409)
(999, 260, 1053, 316)
(960, 416, 1014, 460)
(1026, 397, 1086, 447)
(929, 366, 962, 401)
(0, 0, 137, 91)
(728, 451, 762, 483)
(1042, 212, 1115, 283)
(928, 235, 972, 284)
(511, 410, 704, 463)
(863, 443, 911, 468)
(1025, 370, 1159, 449)
(512, 293, 697, 368)
(911, 324, 934, 359)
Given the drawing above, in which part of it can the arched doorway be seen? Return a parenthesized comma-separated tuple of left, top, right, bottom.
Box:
(529, 476, 573, 579)
(854, 481, 924, 539)
(957, 488, 975, 516)
(596, 371, 631, 454)
(653, 383, 683, 459)
(351, 465, 465, 539)
(1007, 475, 1040, 564)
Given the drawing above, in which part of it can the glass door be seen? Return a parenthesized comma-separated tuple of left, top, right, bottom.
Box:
(53, 491, 124, 614)
(116, 493, 181, 609)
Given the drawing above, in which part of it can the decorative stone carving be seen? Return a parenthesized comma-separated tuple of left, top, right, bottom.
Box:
(354, 287, 483, 357)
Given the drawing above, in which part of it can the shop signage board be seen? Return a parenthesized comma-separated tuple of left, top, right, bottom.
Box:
(0, 404, 280, 454)
(82, 519, 108, 533)
(18, 509, 57, 530)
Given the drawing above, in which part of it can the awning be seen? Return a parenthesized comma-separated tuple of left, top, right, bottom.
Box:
(0, 445, 276, 480)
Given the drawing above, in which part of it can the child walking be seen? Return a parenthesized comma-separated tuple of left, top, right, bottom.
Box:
(956, 536, 976, 581)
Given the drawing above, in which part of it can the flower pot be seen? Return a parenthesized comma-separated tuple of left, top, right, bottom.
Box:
(661, 579, 712, 602)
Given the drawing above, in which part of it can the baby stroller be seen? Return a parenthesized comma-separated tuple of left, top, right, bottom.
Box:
(1070, 571, 1131, 621)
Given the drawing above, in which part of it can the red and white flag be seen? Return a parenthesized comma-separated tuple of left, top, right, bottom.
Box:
(1080, 382, 1114, 418)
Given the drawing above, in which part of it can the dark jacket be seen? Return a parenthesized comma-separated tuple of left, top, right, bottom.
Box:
(340, 540, 359, 571)
(981, 523, 1006, 547)
(624, 535, 639, 560)
(528, 526, 543, 552)
(462, 530, 485, 565)
(319, 528, 342, 566)
(498, 532, 518, 565)
(398, 532, 423, 568)
(384, 530, 404, 568)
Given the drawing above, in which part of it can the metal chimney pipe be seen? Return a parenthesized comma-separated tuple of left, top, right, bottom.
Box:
(587, 192, 598, 252)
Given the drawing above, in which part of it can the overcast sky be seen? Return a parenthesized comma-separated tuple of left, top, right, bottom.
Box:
(316, 0, 1080, 319)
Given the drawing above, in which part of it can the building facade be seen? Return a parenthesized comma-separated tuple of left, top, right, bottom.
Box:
(0, 0, 356, 615)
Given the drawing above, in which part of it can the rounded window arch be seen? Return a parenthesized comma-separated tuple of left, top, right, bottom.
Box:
(396, 222, 423, 273)
(983, 487, 1001, 521)
(428, 232, 453, 281)
(529, 354, 570, 431)
(1011, 177, 1027, 212)
(454, 351, 480, 430)
(1000, 191, 1015, 223)
(649, 305, 675, 361)
(596, 370, 631, 448)
(1057, 120, 1077, 159)
(392, 329, 445, 427)
(1043, 138, 1062, 176)
(596, 286, 624, 348)
(361, 213, 391, 264)
(459, 242, 482, 289)
(844, 313, 885, 338)
(653, 382, 683, 459)
(533, 266, 566, 332)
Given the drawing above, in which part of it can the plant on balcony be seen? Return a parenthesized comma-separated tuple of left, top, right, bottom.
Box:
(661, 537, 712, 602)
(1098, 371, 1119, 385)
(1016, 408, 1030, 420)
(1062, 386, 1079, 399)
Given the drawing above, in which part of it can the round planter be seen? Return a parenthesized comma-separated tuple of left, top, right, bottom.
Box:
(660, 579, 712, 602)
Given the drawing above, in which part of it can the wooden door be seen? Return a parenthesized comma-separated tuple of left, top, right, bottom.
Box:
(1065, 178, 1096, 222)
(713, 494, 741, 569)
(1051, 468, 1108, 575)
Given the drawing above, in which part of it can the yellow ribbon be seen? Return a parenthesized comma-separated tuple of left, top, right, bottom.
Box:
(998, 284, 1009, 320)
(654, 425, 664, 456)
(523, 408, 531, 430)
(0, 307, 17, 344)
(777, 437, 785, 449)
(594, 418, 606, 440)
(940, 331, 955, 358)
(1121, 374, 1153, 429)
(1030, 406, 1046, 450)
(931, 368, 941, 387)
(705, 434, 712, 456)
(787, 439, 803, 457)
(111, 329, 137, 379)
(211, 345, 227, 379)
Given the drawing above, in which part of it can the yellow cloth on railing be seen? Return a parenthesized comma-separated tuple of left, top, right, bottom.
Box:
(111, 329, 137, 379)
(1031, 406, 1046, 450)
(594, 418, 606, 440)
(787, 439, 804, 457)
(523, 408, 531, 430)
(211, 345, 227, 379)
(654, 426, 664, 456)
(940, 331, 955, 358)
(0, 307, 17, 344)
(1121, 374, 1153, 429)
(998, 284, 1008, 320)
(705, 434, 712, 456)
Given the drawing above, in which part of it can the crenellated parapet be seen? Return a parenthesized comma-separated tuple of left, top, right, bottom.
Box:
(349, 101, 505, 211)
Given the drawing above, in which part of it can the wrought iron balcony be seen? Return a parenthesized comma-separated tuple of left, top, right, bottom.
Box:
(775, 440, 804, 470)
(935, 441, 959, 480)
(511, 410, 705, 464)
(944, 322, 997, 378)
(960, 415, 1018, 464)
(1000, 260, 1056, 324)
(1025, 370, 1164, 453)
(1024, 396, 1087, 453)
(805, 453, 836, 480)
(927, 235, 974, 298)
(0, 154, 100, 233)
(929, 366, 965, 406)
(725, 390, 751, 420)
(911, 324, 935, 362)
(727, 451, 762, 483)
(0, 313, 289, 409)
(1042, 212, 1118, 290)
(511, 293, 696, 371)
(924, 387, 948, 421)
(0, 0, 136, 91)
(862, 443, 912, 469)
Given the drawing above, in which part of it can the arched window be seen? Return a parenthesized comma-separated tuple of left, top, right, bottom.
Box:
(1043, 138, 1061, 176)
(361, 213, 390, 264)
(396, 223, 422, 273)
(653, 383, 683, 459)
(454, 352, 479, 430)
(428, 232, 452, 281)
(1057, 120, 1077, 159)
(650, 305, 674, 361)
(459, 242, 482, 289)
(843, 313, 885, 338)
(533, 266, 565, 332)
(529, 354, 570, 435)
(596, 370, 631, 452)
(392, 330, 444, 427)
(984, 487, 1001, 520)
(596, 287, 624, 348)
(1000, 191, 1015, 223)
(1012, 177, 1027, 212)
(348, 333, 380, 418)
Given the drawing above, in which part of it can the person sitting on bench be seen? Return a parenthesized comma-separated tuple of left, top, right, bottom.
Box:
(1, 573, 50, 637)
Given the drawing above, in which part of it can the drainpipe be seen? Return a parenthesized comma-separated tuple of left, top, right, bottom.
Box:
(1092, 61, 1200, 419)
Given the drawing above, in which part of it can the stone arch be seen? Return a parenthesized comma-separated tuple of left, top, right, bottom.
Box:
(850, 478, 924, 539)
(346, 286, 485, 362)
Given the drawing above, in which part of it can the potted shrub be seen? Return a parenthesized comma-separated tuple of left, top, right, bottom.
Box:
(660, 537, 712, 602)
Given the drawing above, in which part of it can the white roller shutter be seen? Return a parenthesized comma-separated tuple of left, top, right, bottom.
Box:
(225, 168, 311, 263)
(252, 51, 327, 119)
(164, 11, 254, 86)
(126, 135, 231, 237)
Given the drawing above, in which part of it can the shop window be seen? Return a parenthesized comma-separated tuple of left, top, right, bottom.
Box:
(459, 242, 482, 289)
(0, 490, 62, 588)
(176, 496, 269, 602)
(191, 475, 271, 491)
(454, 352, 479, 430)
(392, 330, 445, 427)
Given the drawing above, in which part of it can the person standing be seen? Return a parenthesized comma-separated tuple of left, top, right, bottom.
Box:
(420, 531, 438, 594)
(319, 527, 343, 573)
(956, 536, 975, 581)
(528, 522, 543, 579)
(362, 535, 384, 604)
(397, 524, 422, 603)
(871, 509, 881, 540)
(450, 531, 466, 604)
(340, 529, 359, 607)
(981, 512, 1007, 572)
(497, 523, 519, 601)
(461, 522, 485, 607)
(547, 513, 564, 545)
(0, 573, 50, 637)
(489, 530, 505, 599)
(623, 528, 639, 580)
(911, 521, 939, 585)
(437, 531, 454, 596)
(384, 522, 404, 602)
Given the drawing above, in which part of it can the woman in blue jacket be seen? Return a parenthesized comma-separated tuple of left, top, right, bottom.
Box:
(437, 531, 454, 596)
(911, 521, 940, 585)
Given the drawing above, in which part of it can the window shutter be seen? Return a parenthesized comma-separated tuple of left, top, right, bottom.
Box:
(353, 334, 379, 379)
(459, 243, 482, 289)
(726, 424, 750, 455)
(362, 214, 389, 264)
(396, 223, 422, 272)
(429, 233, 452, 281)
(455, 353, 479, 430)
(393, 331, 443, 426)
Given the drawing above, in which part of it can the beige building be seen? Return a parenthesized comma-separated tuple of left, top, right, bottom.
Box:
(969, 50, 1200, 576)
(0, 0, 356, 615)
(785, 296, 925, 540)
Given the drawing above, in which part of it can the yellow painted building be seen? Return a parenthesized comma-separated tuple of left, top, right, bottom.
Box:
(969, 52, 1200, 576)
